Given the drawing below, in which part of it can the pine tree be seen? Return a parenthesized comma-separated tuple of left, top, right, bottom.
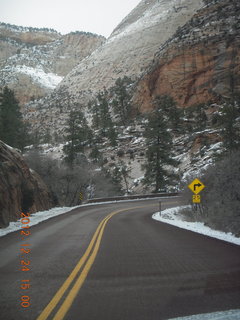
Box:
(111, 76, 133, 126)
(90, 90, 117, 146)
(143, 96, 178, 192)
(153, 95, 183, 133)
(89, 145, 103, 164)
(63, 110, 92, 167)
(0, 87, 27, 148)
(184, 103, 207, 132)
(220, 99, 240, 152)
(97, 90, 113, 134)
(117, 160, 131, 194)
(89, 99, 101, 130)
(107, 122, 118, 146)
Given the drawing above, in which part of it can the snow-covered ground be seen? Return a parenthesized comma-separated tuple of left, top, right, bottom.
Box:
(168, 309, 240, 320)
(1, 199, 153, 237)
(152, 206, 240, 246)
(14, 65, 63, 89)
(0, 206, 79, 237)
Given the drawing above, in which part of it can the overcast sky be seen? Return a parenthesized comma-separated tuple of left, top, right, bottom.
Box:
(0, 0, 140, 38)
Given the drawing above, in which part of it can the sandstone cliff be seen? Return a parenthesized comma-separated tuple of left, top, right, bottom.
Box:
(0, 23, 105, 105)
(0, 141, 54, 227)
(133, 0, 240, 111)
(0, 23, 60, 63)
(54, 0, 203, 102)
(23, 0, 204, 138)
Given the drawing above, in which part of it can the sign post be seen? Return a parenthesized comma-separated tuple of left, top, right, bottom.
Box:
(192, 194, 201, 203)
(188, 178, 205, 211)
(79, 192, 83, 204)
(188, 178, 205, 195)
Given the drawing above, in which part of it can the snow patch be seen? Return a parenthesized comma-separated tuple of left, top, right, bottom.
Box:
(14, 65, 63, 89)
(152, 206, 240, 246)
(0, 207, 78, 237)
(168, 309, 240, 320)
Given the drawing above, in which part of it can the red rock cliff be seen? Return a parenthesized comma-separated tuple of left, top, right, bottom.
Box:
(134, 0, 240, 111)
(0, 141, 54, 227)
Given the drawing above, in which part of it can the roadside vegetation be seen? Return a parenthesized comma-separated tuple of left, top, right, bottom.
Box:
(181, 150, 240, 236)
(180, 94, 240, 236)
(24, 150, 122, 206)
(0, 87, 31, 150)
(2, 80, 240, 220)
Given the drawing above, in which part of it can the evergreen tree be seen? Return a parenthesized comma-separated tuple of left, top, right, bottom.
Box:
(90, 90, 117, 146)
(0, 87, 27, 149)
(63, 110, 92, 167)
(116, 160, 131, 194)
(143, 96, 178, 192)
(107, 122, 118, 146)
(111, 76, 133, 126)
(89, 145, 103, 164)
(18, 121, 32, 151)
(153, 95, 183, 133)
(111, 166, 122, 186)
(220, 99, 240, 152)
(97, 90, 113, 133)
(184, 103, 207, 133)
(89, 99, 101, 130)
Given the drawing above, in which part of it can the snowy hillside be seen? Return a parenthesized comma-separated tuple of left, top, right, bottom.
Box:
(0, 23, 105, 104)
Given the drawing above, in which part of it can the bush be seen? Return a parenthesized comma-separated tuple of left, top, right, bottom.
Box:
(24, 151, 90, 206)
(117, 149, 125, 157)
(181, 151, 240, 236)
(202, 151, 240, 236)
(24, 150, 123, 205)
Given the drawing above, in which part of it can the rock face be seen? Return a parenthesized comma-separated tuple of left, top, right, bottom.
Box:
(54, 0, 203, 101)
(24, 0, 204, 138)
(133, 0, 240, 111)
(0, 141, 54, 227)
(0, 23, 105, 105)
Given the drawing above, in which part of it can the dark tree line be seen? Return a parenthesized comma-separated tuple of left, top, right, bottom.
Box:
(0, 87, 30, 150)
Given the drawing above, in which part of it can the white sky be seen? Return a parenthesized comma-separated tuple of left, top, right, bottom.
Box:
(0, 0, 141, 38)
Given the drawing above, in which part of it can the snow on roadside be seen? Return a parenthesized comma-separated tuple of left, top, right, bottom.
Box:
(152, 206, 240, 246)
(0, 197, 171, 237)
(2, 200, 239, 246)
(168, 309, 240, 320)
(0, 206, 81, 237)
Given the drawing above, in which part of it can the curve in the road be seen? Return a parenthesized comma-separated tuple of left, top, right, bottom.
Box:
(36, 204, 154, 320)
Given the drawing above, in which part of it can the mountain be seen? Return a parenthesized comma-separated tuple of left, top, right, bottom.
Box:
(0, 141, 54, 227)
(56, 0, 204, 99)
(133, 0, 240, 111)
(1, 0, 239, 199)
(23, 0, 204, 137)
(0, 22, 105, 105)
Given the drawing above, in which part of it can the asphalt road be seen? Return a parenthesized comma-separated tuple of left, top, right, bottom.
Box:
(0, 197, 240, 320)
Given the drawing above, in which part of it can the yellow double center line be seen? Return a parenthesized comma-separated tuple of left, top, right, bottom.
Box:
(36, 205, 148, 320)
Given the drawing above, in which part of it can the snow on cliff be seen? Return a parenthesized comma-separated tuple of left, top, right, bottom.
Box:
(14, 65, 63, 89)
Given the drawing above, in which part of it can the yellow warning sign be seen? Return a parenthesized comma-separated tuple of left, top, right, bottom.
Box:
(188, 178, 205, 195)
(192, 195, 201, 203)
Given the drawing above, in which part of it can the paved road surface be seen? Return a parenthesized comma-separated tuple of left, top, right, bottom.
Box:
(0, 198, 240, 320)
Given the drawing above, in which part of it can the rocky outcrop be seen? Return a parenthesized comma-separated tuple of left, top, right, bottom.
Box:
(133, 0, 240, 111)
(0, 23, 105, 105)
(0, 141, 54, 227)
(0, 23, 60, 63)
